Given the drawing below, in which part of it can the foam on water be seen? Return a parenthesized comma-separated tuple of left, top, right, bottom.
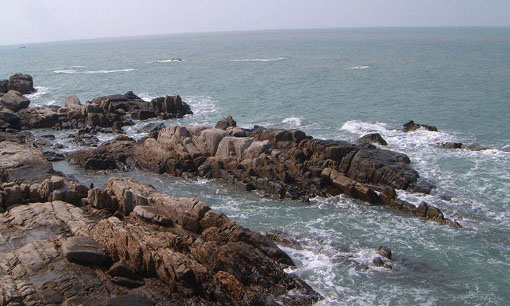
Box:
(25, 86, 50, 101)
(231, 57, 284, 62)
(182, 96, 219, 119)
(350, 65, 371, 70)
(54, 68, 136, 74)
(157, 59, 183, 63)
(282, 116, 302, 127)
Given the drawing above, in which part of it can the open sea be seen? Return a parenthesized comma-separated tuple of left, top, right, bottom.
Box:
(1, 28, 509, 305)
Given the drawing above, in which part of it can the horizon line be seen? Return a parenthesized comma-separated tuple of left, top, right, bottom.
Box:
(2, 25, 510, 47)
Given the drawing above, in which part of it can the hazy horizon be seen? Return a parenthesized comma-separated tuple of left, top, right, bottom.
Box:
(2, 0, 510, 46)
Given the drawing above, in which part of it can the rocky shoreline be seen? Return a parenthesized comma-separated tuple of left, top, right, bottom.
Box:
(1, 74, 463, 305)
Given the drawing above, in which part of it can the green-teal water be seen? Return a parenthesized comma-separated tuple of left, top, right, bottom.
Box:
(2, 28, 510, 305)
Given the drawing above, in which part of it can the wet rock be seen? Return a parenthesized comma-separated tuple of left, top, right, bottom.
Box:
(377, 246, 392, 259)
(0, 90, 30, 112)
(215, 115, 236, 130)
(7, 73, 35, 94)
(439, 142, 488, 151)
(357, 133, 388, 146)
(403, 120, 438, 132)
(62, 236, 108, 266)
(373, 257, 385, 267)
(69, 136, 137, 170)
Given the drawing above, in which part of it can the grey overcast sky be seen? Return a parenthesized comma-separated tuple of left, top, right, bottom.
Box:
(1, 0, 510, 45)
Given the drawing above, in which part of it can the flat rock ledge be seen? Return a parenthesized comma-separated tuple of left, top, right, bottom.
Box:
(70, 120, 461, 228)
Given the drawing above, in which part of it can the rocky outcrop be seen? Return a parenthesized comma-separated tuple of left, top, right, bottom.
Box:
(0, 79, 8, 93)
(403, 120, 438, 132)
(17, 92, 193, 130)
(87, 177, 320, 305)
(0, 90, 30, 112)
(357, 133, 388, 146)
(0, 107, 22, 131)
(7, 73, 35, 94)
(69, 136, 138, 170)
(0, 173, 321, 305)
(70, 120, 460, 227)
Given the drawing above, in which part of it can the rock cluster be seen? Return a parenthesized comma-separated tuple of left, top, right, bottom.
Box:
(70, 118, 460, 227)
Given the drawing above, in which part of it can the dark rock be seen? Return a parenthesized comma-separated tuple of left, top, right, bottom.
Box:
(357, 133, 388, 146)
(373, 257, 384, 267)
(0, 90, 30, 112)
(108, 260, 138, 279)
(0, 79, 8, 93)
(7, 73, 35, 94)
(439, 142, 488, 151)
(17, 105, 63, 129)
(0, 107, 21, 130)
(62, 236, 108, 266)
(403, 120, 438, 132)
(111, 277, 145, 288)
(138, 122, 165, 133)
(43, 150, 65, 161)
(377, 246, 392, 259)
(215, 115, 237, 130)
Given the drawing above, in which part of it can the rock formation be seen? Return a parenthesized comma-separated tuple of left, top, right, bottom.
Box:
(0, 141, 321, 304)
(70, 119, 461, 227)
(403, 120, 438, 132)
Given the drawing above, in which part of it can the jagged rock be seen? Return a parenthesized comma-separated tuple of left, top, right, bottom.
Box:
(62, 236, 108, 266)
(112, 277, 145, 288)
(17, 105, 64, 128)
(133, 205, 172, 225)
(357, 133, 388, 146)
(403, 120, 438, 132)
(86, 177, 320, 304)
(377, 246, 392, 259)
(0, 90, 30, 112)
(7, 73, 35, 94)
(215, 115, 236, 130)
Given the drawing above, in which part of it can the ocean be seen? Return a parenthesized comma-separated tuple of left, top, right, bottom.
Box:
(1, 27, 509, 305)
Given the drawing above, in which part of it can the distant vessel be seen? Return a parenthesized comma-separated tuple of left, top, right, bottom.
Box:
(19, 46, 26, 49)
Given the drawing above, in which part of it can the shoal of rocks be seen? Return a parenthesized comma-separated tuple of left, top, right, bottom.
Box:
(70, 117, 460, 227)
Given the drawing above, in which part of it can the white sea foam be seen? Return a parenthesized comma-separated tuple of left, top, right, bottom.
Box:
(231, 57, 284, 62)
(340, 120, 390, 135)
(157, 59, 183, 63)
(71, 65, 86, 68)
(182, 96, 218, 116)
(138, 93, 156, 102)
(25, 86, 49, 100)
(54, 68, 135, 74)
(350, 65, 371, 70)
(282, 116, 302, 127)
(54, 69, 77, 74)
(84, 68, 136, 74)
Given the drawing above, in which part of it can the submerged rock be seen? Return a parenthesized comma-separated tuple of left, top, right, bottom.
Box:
(403, 120, 438, 132)
(377, 246, 392, 259)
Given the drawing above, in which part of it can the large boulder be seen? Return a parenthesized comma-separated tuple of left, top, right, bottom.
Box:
(357, 133, 388, 146)
(0, 90, 30, 112)
(17, 105, 64, 128)
(7, 73, 35, 94)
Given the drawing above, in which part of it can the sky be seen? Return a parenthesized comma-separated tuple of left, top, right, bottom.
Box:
(1, 0, 510, 45)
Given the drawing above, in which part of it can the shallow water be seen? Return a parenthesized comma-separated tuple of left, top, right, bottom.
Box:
(3, 28, 510, 305)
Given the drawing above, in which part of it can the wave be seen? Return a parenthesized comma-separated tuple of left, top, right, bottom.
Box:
(25, 86, 50, 100)
(54, 69, 77, 74)
(231, 57, 284, 62)
(157, 58, 183, 63)
(350, 65, 371, 70)
(182, 96, 218, 117)
(84, 68, 136, 74)
(54, 68, 136, 74)
(138, 93, 156, 102)
(282, 116, 302, 127)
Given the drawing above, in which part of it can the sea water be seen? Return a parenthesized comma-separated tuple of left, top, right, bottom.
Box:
(1, 28, 509, 305)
